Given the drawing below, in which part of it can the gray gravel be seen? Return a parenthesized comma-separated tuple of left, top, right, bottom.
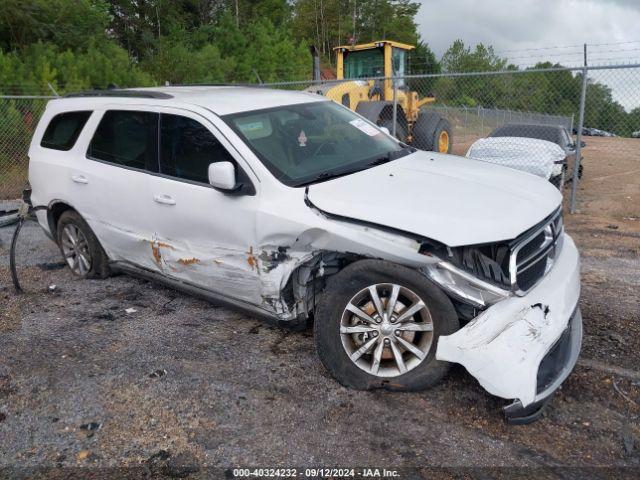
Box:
(1, 219, 639, 476)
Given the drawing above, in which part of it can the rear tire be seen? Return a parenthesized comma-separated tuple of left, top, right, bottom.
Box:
(412, 111, 453, 153)
(56, 210, 110, 279)
(314, 260, 459, 391)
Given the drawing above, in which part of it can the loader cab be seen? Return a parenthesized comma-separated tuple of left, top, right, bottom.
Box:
(335, 40, 414, 91)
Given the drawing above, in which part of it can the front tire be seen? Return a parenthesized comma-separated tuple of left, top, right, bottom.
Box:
(57, 210, 110, 279)
(314, 260, 459, 391)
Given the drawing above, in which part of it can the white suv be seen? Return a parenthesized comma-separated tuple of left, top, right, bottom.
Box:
(28, 87, 581, 422)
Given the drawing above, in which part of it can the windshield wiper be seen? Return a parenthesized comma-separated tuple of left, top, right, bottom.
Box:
(296, 146, 417, 187)
(367, 146, 416, 166)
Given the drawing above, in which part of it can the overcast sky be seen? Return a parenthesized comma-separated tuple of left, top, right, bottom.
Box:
(415, 0, 640, 110)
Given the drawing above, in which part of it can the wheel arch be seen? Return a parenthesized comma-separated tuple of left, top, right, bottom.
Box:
(47, 200, 78, 238)
(283, 251, 368, 320)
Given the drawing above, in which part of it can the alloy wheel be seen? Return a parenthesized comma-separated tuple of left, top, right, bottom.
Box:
(340, 283, 434, 377)
(60, 224, 92, 276)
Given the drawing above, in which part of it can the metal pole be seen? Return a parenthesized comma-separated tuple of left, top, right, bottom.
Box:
(464, 106, 468, 141)
(570, 113, 574, 134)
(47, 82, 59, 97)
(392, 78, 398, 137)
(570, 67, 588, 213)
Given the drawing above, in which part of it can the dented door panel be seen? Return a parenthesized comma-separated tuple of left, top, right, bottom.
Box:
(145, 174, 263, 304)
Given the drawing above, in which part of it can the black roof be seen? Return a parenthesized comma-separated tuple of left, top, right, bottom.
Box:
(489, 123, 568, 146)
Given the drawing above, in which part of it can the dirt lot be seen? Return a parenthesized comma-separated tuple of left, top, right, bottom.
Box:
(0, 136, 639, 478)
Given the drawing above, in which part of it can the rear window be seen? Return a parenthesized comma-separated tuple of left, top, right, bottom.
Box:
(87, 110, 159, 171)
(40, 111, 92, 151)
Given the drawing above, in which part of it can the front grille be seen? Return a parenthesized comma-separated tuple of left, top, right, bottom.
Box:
(510, 209, 563, 293)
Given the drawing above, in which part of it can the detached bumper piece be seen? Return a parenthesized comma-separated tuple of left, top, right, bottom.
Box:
(504, 307, 583, 424)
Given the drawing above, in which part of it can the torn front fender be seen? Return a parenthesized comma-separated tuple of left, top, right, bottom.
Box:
(436, 233, 581, 407)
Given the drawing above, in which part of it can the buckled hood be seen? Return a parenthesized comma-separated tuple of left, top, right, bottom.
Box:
(306, 151, 562, 247)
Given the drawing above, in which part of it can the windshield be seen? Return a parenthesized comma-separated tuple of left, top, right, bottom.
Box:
(223, 101, 411, 187)
(344, 49, 384, 78)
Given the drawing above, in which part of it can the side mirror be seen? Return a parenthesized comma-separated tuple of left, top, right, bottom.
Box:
(380, 126, 391, 135)
(208, 161, 237, 191)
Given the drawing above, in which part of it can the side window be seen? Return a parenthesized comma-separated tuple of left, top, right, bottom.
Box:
(88, 110, 159, 171)
(41, 111, 92, 151)
(160, 114, 235, 184)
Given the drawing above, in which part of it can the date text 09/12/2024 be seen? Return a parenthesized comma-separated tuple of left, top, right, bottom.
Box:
(232, 468, 401, 478)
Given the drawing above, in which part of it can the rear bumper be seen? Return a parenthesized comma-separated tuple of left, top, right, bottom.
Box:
(436, 233, 581, 408)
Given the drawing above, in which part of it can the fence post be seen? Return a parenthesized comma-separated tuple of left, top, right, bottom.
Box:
(463, 106, 468, 141)
(570, 67, 588, 213)
(392, 77, 398, 137)
(480, 106, 484, 137)
(570, 113, 574, 134)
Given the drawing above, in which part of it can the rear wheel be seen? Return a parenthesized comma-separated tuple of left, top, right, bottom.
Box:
(57, 210, 110, 279)
(314, 260, 459, 391)
(412, 111, 453, 153)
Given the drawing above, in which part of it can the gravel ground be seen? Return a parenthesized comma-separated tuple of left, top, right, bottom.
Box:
(1, 135, 639, 477)
(0, 215, 639, 479)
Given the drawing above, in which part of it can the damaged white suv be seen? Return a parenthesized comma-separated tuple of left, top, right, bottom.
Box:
(28, 87, 581, 423)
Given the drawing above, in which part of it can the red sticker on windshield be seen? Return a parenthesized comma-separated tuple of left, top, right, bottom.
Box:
(298, 130, 307, 147)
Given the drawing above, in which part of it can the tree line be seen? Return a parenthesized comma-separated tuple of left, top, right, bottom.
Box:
(0, 0, 637, 135)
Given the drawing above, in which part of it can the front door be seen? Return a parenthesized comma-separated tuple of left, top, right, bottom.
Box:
(144, 109, 263, 305)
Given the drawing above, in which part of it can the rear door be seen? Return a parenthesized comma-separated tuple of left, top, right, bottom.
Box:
(144, 108, 263, 305)
(84, 108, 161, 270)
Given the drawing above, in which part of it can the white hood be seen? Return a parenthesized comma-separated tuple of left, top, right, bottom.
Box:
(307, 151, 562, 247)
(466, 137, 566, 180)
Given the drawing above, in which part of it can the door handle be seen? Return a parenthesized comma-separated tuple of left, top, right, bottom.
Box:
(71, 174, 88, 184)
(153, 194, 176, 205)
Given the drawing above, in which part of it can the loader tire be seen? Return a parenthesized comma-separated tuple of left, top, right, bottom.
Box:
(412, 112, 453, 153)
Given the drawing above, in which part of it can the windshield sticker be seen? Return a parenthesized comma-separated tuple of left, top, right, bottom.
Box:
(349, 118, 381, 136)
(298, 130, 308, 147)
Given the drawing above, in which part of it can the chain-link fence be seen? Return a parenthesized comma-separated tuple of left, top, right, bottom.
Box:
(259, 64, 639, 210)
(0, 64, 639, 214)
(0, 96, 52, 205)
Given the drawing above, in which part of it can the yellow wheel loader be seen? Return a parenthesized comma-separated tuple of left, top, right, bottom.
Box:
(308, 40, 452, 153)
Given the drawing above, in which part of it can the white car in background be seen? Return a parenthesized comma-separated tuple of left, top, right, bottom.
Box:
(466, 136, 567, 187)
(27, 86, 581, 423)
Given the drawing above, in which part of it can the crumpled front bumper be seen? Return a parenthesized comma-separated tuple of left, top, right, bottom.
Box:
(436, 232, 581, 412)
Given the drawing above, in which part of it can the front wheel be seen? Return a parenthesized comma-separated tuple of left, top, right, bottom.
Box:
(314, 260, 459, 391)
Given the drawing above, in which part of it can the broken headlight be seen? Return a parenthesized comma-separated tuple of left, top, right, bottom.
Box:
(420, 244, 512, 309)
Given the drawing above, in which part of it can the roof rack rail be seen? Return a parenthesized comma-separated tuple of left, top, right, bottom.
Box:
(65, 89, 173, 99)
(163, 83, 255, 88)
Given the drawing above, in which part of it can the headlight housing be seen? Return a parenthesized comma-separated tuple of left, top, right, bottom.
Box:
(422, 259, 511, 308)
